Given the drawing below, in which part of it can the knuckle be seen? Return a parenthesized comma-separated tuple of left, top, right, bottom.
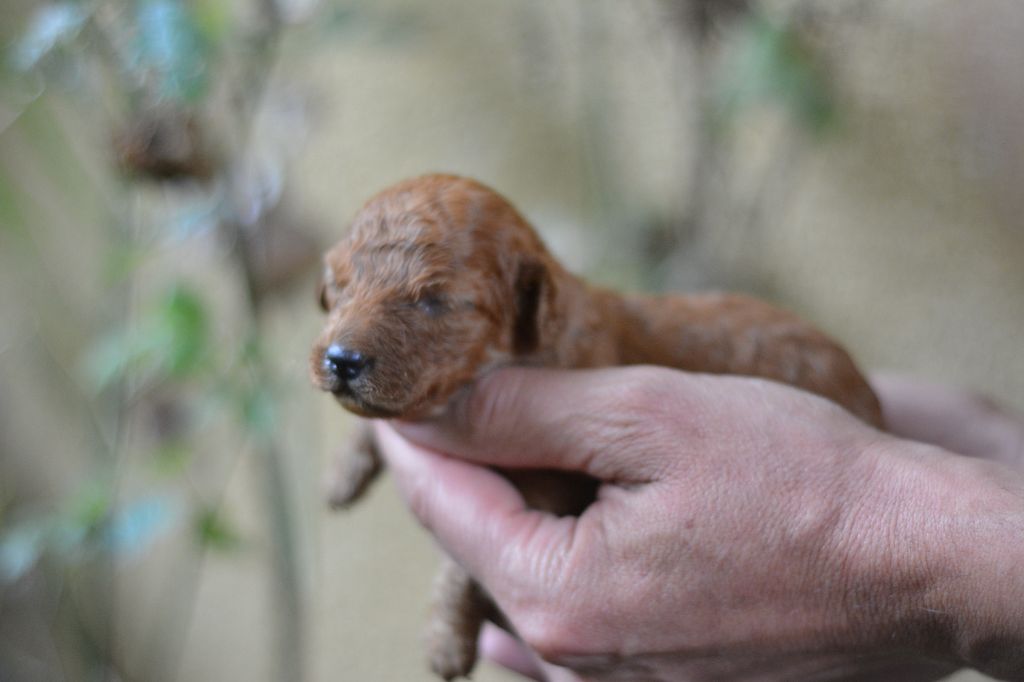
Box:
(581, 367, 696, 481)
(609, 366, 684, 419)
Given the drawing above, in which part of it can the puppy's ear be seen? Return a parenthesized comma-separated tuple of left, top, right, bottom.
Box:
(512, 258, 547, 356)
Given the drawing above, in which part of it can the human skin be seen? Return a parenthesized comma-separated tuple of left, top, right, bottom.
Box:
(872, 375, 1024, 470)
(373, 367, 1024, 681)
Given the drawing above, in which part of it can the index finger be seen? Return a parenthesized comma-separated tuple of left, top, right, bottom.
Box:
(394, 366, 696, 483)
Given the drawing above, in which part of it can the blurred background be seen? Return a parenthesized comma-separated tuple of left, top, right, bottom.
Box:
(1, 0, 1022, 680)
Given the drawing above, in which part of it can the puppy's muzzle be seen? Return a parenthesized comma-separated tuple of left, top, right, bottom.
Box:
(322, 344, 374, 391)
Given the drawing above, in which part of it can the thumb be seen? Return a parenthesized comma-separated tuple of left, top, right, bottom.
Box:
(394, 366, 686, 483)
(373, 421, 577, 592)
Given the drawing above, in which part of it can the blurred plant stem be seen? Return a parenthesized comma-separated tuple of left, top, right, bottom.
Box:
(155, 0, 306, 674)
(221, 0, 306, 676)
(4, 0, 308, 678)
(222, 212, 306, 682)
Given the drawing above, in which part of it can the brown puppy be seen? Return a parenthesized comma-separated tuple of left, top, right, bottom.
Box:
(310, 174, 883, 680)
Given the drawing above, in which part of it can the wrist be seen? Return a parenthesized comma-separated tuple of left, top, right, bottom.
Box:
(855, 438, 1024, 678)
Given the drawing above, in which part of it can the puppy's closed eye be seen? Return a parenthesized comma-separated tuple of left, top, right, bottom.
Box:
(414, 293, 447, 317)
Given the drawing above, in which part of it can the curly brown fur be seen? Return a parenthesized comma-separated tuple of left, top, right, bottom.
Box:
(310, 174, 883, 679)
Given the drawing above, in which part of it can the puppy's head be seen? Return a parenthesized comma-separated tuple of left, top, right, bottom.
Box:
(309, 174, 557, 418)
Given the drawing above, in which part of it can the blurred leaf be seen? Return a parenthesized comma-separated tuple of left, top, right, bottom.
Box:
(68, 482, 112, 529)
(82, 328, 133, 390)
(192, 0, 232, 45)
(132, 0, 210, 102)
(716, 15, 836, 134)
(0, 513, 92, 582)
(157, 285, 209, 375)
(47, 516, 88, 555)
(194, 507, 241, 551)
(240, 384, 277, 437)
(0, 490, 179, 582)
(103, 494, 179, 556)
(8, 3, 89, 73)
(0, 510, 96, 583)
(0, 510, 89, 584)
(227, 337, 278, 436)
(0, 520, 47, 583)
(165, 192, 222, 239)
(151, 442, 193, 476)
(82, 283, 210, 390)
(102, 242, 149, 283)
(239, 334, 265, 365)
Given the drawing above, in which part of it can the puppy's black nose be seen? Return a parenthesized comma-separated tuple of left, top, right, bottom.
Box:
(323, 344, 372, 382)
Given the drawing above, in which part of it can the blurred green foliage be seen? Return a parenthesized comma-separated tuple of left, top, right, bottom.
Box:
(132, 0, 212, 102)
(9, 3, 88, 73)
(194, 506, 241, 551)
(717, 14, 836, 134)
(0, 485, 180, 584)
(2, 0, 295, 676)
(84, 284, 211, 391)
(10, 0, 215, 103)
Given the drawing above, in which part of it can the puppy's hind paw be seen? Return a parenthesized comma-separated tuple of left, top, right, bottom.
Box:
(428, 634, 477, 681)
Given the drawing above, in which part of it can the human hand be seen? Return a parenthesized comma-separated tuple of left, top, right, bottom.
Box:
(874, 374, 1024, 468)
(376, 367, 1024, 681)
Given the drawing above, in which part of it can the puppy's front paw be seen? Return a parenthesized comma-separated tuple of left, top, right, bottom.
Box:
(324, 468, 369, 510)
(324, 426, 383, 511)
(427, 629, 477, 681)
